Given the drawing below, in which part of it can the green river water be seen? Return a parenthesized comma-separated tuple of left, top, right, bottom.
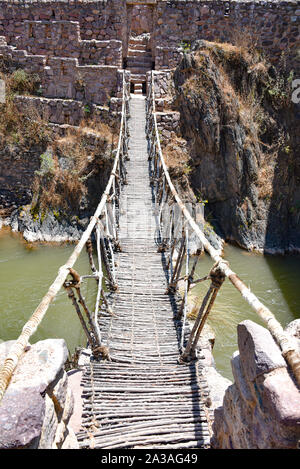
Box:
(0, 227, 299, 380)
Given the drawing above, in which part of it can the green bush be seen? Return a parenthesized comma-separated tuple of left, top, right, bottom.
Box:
(9, 69, 40, 95)
(35, 150, 55, 177)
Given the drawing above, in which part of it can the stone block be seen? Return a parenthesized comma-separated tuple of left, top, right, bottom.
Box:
(0, 339, 70, 449)
(237, 320, 286, 382)
(47, 368, 69, 417)
(0, 386, 45, 449)
(285, 319, 300, 353)
(62, 387, 75, 425)
(38, 393, 58, 449)
(231, 351, 256, 404)
(259, 368, 300, 428)
(0, 339, 68, 393)
(61, 426, 79, 449)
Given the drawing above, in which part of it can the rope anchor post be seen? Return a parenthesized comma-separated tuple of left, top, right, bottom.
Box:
(180, 263, 225, 363)
(63, 268, 102, 354)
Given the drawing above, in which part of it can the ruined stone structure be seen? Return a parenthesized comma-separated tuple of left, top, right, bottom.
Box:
(0, 0, 298, 120)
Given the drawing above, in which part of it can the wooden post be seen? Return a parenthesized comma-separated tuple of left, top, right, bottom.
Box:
(176, 249, 201, 320)
(64, 285, 95, 348)
(180, 264, 225, 362)
(86, 238, 97, 275)
(100, 237, 118, 291)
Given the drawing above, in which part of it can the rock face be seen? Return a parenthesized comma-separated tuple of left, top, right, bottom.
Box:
(10, 208, 84, 243)
(171, 41, 300, 254)
(0, 123, 115, 241)
(212, 320, 300, 449)
(0, 339, 79, 449)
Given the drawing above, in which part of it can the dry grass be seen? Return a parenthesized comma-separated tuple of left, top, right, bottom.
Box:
(0, 70, 51, 147)
(33, 121, 116, 214)
(227, 24, 261, 61)
(79, 118, 118, 142)
(163, 136, 189, 170)
(6, 69, 41, 95)
(0, 68, 117, 217)
(33, 164, 87, 214)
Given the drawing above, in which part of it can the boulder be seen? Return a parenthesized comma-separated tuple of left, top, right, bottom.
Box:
(237, 320, 286, 382)
(0, 339, 74, 449)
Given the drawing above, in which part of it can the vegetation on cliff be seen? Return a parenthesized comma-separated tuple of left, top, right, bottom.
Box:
(170, 40, 299, 253)
(0, 67, 118, 239)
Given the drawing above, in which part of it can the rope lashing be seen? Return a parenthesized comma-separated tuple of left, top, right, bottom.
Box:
(209, 261, 227, 289)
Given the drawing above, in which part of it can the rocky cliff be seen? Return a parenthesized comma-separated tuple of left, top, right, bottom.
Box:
(171, 41, 300, 254)
(212, 319, 300, 449)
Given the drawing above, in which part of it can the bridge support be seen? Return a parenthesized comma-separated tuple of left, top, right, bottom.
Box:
(180, 264, 225, 363)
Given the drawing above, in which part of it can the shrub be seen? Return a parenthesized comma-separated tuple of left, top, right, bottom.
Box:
(9, 69, 41, 95)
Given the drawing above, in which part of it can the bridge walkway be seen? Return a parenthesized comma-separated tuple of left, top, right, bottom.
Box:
(76, 95, 213, 449)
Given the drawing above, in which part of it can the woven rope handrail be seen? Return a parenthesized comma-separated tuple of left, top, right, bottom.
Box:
(0, 72, 128, 403)
(147, 71, 300, 387)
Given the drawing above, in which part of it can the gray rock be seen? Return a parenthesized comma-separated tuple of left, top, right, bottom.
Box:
(237, 320, 286, 382)
(231, 351, 255, 404)
(0, 386, 45, 449)
(285, 319, 300, 354)
(0, 339, 69, 392)
(47, 368, 69, 417)
(203, 366, 232, 411)
(258, 368, 300, 428)
(38, 393, 58, 449)
(0, 339, 71, 449)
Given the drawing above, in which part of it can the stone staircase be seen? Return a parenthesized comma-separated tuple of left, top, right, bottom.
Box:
(127, 35, 153, 95)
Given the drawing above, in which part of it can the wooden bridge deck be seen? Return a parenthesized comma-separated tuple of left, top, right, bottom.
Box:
(76, 96, 213, 449)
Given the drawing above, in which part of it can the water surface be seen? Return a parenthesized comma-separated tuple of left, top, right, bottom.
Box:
(190, 245, 300, 380)
(0, 229, 299, 380)
(0, 228, 91, 355)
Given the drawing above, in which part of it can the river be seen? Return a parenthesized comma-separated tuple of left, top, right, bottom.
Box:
(0, 228, 299, 380)
(191, 244, 300, 379)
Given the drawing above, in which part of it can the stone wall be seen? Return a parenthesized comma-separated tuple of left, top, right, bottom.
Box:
(0, 1, 298, 71)
(0, 37, 120, 107)
(0, 339, 78, 449)
(13, 95, 117, 127)
(43, 57, 118, 106)
(212, 319, 300, 449)
(0, 0, 126, 46)
(155, 46, 183, 71)
(16, 21, 122, 67)
(154, 0, 299, 72)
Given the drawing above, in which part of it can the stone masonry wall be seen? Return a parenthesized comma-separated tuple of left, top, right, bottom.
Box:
(0, 37, 120, 106)
(43, 57, 118, 105)
(0, 0, 126, 46)
(154, 0, 299, 72)
(0, 1, 298, 71)
(13, 95, 115, 126)
(0, 339, 78, 449)
(16, 21, 122, 67)
(212, 320, 300, 449)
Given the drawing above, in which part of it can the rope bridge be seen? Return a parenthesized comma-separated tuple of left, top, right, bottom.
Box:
(0, 69, 299, 448)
